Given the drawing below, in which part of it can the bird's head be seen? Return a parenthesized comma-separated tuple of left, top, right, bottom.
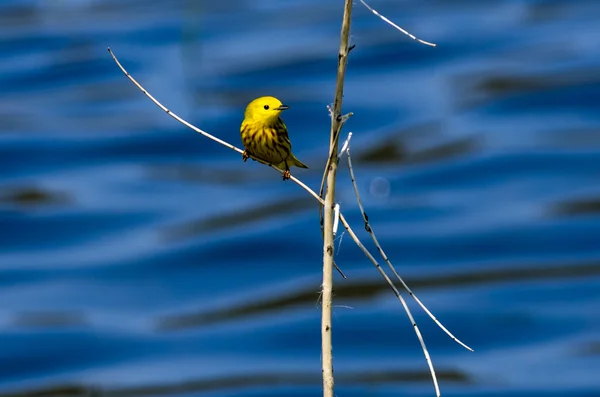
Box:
(244, 96, 289, 123)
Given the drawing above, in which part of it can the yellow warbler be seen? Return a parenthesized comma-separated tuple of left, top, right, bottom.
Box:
(240, 96, 308, 180)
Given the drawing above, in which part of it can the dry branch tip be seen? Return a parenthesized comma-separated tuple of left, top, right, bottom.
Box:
(358, 0, 437, 47)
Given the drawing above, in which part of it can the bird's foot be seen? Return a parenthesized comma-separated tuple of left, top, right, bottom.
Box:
(242, 150, 249, 162)
(282, 170, 291, 181)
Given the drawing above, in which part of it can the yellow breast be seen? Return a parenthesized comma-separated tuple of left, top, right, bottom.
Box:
(241, 122, 289, 166)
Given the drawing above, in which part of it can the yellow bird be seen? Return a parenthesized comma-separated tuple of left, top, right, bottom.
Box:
(240, 96, 308, 180)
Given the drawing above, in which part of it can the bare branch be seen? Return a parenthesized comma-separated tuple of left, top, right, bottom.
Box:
(344, 135, 473, 352)
(358, 0, 437, 47)
(337, 213, 441, 397)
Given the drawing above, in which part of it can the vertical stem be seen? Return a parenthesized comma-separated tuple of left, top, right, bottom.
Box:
(322, 2, 353, 397)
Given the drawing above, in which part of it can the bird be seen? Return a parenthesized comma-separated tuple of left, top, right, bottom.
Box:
(240, 96, 308, 180)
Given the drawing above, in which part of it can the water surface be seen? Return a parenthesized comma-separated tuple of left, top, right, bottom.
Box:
(1, 1, 599, 396)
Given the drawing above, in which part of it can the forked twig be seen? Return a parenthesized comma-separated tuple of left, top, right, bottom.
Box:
(343, 134, 473, 351)
(358, 0, 437, 47)
(336, 212, 441, 397)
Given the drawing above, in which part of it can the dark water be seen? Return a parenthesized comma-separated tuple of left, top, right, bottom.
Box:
(1, 0, 600, 396)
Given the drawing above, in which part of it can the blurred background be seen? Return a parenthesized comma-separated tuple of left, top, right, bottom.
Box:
(1, 0, 599, 396)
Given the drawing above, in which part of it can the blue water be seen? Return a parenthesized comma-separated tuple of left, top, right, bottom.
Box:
(1, 0, 600, 396)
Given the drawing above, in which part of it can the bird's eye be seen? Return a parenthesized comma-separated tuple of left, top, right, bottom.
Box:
(263, 105, 270, 110)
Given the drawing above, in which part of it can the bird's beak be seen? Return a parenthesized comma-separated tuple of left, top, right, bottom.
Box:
(274, 104, 289, 111)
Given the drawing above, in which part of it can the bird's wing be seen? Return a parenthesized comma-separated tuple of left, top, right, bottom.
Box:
(275, 118, 293, 153)
(276, 117, 289, 138)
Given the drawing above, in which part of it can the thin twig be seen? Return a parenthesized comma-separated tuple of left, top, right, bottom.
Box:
(358, 0, 437, 47)
(333, 261, 347, 279)
(344, 137, 474, 353)
(337, 213, 441, 397)
(335, 231, 345, 253)
(338, 132, 353, 157)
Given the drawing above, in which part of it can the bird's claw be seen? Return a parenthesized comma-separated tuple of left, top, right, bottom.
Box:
(282, 170, 291, 181)
(242, 150, 249, 162)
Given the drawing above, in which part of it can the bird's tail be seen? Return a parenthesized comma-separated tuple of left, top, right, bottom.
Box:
(289, 154, 309, 169)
